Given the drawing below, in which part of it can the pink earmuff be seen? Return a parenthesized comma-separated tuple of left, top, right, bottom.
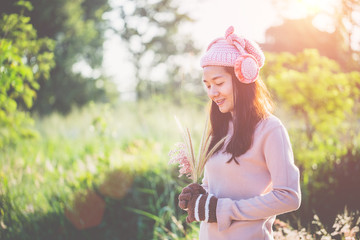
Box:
(234, 54, 259, 84)
(224, 26, 262, 84)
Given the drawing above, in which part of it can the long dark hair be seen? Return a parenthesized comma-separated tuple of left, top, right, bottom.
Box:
(207, 66, 274, 164)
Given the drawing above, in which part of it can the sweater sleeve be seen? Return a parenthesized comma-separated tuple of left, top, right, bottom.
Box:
(216, 125, 301, 232)
(201, 167, 209, 193)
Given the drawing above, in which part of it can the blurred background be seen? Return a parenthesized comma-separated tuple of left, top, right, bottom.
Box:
(1, 0, 360, 239)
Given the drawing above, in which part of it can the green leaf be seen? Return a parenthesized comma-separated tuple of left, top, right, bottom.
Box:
(124, 206, 163, 223)
(15, 0, 34, 11)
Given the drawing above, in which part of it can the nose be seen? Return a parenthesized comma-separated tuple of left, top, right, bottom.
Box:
(208, 86, 219, 98)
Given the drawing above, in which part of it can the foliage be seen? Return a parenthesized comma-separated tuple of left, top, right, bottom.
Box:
(274, 209, 360, 240)
(329, 0, 360, 71)
(0, 0, 117, 115)
(262, 17, 348, 70)
(262, 48, 360, 228)
(270, 0, 360, 71)
(0, 99, 359, 239)
(308, 149, 360, 229)
(263, 49, 360, 175)
(0, 0, 358, 238)
(0, 9, 55, 149)
(0, 100, 205, 239)
(312, 208, 360, 240)
(114, 0, 201, 101)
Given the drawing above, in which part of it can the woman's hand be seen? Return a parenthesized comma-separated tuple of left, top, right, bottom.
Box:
(186, 193, 218, 223)
(178, 183, 207, 210)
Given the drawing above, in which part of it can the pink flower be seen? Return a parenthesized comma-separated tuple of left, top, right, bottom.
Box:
(168, 142, 192, 178)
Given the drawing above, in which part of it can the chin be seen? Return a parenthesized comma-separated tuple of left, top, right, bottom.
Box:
(219, 107, 230, 114)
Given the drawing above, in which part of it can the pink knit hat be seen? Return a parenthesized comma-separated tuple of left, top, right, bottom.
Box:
(200, 26, 265, 84)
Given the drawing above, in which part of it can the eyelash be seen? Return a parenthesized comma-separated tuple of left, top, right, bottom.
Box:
(206, 83, 223, 89)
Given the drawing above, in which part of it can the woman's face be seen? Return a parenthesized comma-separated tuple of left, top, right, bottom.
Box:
(203, 66, 234, 115)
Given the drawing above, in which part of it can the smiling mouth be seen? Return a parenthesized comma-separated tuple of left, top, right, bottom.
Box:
(215, 99, 225, 106)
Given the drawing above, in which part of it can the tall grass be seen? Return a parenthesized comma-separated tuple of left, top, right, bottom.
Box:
(0, 98, 207, 239)
(0, 98, 359, 239)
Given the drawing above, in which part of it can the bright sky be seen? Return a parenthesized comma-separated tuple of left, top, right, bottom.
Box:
(102, 0, 341, 99)
(183, 0, 280, 46)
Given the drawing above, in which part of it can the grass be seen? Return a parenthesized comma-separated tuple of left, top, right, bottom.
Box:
(1, 98, 207, 239)
(0, 98, 359, 239)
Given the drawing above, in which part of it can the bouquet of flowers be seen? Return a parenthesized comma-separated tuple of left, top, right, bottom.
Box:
(168, 116, 226, 183)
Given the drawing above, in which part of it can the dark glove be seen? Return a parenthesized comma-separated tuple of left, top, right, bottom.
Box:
(186, 194, 218, 223)
(178, 183, 207, 210)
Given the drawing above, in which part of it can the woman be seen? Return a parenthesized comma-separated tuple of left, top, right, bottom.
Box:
(178, 26, 301, 239)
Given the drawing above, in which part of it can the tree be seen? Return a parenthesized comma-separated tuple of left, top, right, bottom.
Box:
(0, 2, 55, 148)
(1, 0, 117, 115)
(262, 49, 360, 225)
(268, 0, 360, 71)
(261, 17, 348, 69)
(263, 49, 360, 170)
(334, 0, 360, 66)
(114, 0, 200, 101)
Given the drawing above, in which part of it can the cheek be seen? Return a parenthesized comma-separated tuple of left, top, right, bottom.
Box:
(206, 89, 212, 99)
(224, 82, 234, 96)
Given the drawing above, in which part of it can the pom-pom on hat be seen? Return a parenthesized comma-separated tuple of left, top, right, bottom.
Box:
(200, 26, 265, 84)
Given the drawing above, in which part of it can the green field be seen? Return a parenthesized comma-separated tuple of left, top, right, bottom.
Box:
(2, 0, 360, 239)
(1, 99, 359, 239)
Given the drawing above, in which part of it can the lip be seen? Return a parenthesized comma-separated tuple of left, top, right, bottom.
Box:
(215, 99, 225, 106)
